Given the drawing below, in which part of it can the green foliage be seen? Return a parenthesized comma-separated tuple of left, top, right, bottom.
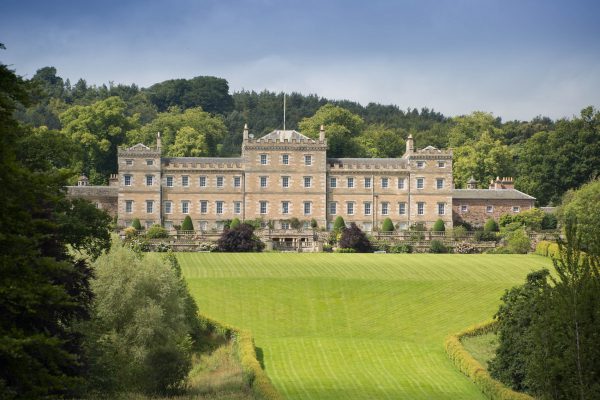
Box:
(310, 218, 318, 228)
(484, 218, 500, 232)
(335, 247, 357, 253)
(86, 244, 193, 395)
(299, 104, 365, 157)
(445, 321, 534, 400)
(181, 216, 194, 231)
(333, 216, 346, 232)
(146, 224, 169, 239)
(230, 217, 241, 230)
(356, 123, 406, 158)
(381, 217, 395, 232)
(432, 219, 446, 232)
(131, 218, 142, 230)
(389, 243, 412, 253)
(429, 239, 448, 253)
(559, 179, 600, 255)
(505, 229, 531, 254)
(474, 230, 498, 242)
(452, 225, 469, 238)
(338, 223, 372, 252)
(541, 212, 557, 230)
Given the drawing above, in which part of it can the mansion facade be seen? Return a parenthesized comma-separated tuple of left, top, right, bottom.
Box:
(68, 125, 535, 232)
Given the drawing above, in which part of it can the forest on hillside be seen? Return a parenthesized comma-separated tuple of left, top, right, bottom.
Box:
(15, 67, 600, 206)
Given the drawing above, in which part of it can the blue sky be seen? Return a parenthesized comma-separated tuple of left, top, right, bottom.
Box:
(1, 0, 599, 120)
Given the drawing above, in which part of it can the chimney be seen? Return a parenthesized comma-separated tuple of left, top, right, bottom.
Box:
(156, 132, 162, 151)
(319, 125, 325, 141)
(406, 134, 414, 153)
(109, 174, 119, 187)
(243, 123, 249, 141)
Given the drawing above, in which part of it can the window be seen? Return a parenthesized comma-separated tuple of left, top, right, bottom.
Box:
(364, 177, 372, 189)
(438, 161, 446, 168)
(260, 201, 267, 214)
(330, 202, 337, 215)
(399, 202, 406, 215)
(234, 202, 241, 214)
(146, 159, 154, 166)
(438, 203, 445, 215)
(461, 205, 468, 213)
(125, 200, 133, 213)
(165, 201, 172, 214)
(416, 178, 424, 189)
(281, 221, 290, 230)
(282, 154, 289, 165)
(146, 175, 154, 186)
(166, 176, 173, 187)
(436, 178, 444, 189)
(260, 176, 268, 188)
(199, 176, 207, 187)
(125, 159, 133, 166)
(486, 205, 494, 213)
(124, 175, 132, 186)
(216, 176, 224, 188)
(381, 202, 389, 215)
(182, 201, 190, 214)
(216, 201, 223, 214)
(347, 202, 355, 215)
(182, 175, 189, 187)
(234, 176, 241, 187)
(304, 177, 312, 188)
(417, 202, 425, 215)
(200, 201, 208, 214)
(260, 154, 267, 165)
(364, 202, 372, 215)
(282, 176, 289, 188)
(416, 161, 424, 168)
(282, 201, 290, 214)
(347, 177, 354, 188)
(381, 178, 389, 188)
(398, 178, 405, 189)
(304, 155, 312, 166)
(304, 202, 311, 215)
(330, 177, 337, 188)
(513, 206, 521, 213)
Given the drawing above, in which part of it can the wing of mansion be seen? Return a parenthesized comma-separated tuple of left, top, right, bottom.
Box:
(68, 125, 535, 231)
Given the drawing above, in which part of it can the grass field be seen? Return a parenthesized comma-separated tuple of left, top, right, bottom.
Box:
(179, 253, 551, 400)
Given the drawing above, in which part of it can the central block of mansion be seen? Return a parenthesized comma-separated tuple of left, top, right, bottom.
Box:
(68, 126, 535, 231)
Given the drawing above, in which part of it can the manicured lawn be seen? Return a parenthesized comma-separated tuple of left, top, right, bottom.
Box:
(179, 253, 551, 400)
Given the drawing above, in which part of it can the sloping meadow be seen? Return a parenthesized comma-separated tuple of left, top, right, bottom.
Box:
(180, 253, 551, 400)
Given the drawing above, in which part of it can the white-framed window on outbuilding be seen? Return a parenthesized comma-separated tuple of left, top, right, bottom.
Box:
(460, 204, 468, 213)
(513, 206, 521, 213)
(486, 205, 494, 213)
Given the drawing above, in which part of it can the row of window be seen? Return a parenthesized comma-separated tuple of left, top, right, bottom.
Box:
(125, 200, 447, 216)
(260, 154, 312, 166)
(124, 175, 447, 190)
(459, 205, 521, 213)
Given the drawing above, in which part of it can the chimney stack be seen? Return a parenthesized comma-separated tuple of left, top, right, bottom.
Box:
(319, 125, 325, 141)
(156, 132, 162, 152)
(406, 134, 414, 153)
(243, 123, 249, 141)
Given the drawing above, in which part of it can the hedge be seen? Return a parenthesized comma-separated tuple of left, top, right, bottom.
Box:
(197, 315, 283, 400)
(535, 240, 559, 258)
(444, 320, 534, 400)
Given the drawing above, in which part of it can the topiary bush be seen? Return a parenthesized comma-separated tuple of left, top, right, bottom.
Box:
(230, 217, 241, 230)
(381, 218, 395, 232)
(338, 223, 372, 253)
(333, 216, 346, 232)
(181, 216, 194, 231)
(432, 219, 446, 232)
(484, 218, 499, 232)
(146, 224, 169, 239)
(132, 218, 142, 231)
(430, 239, 448, 253)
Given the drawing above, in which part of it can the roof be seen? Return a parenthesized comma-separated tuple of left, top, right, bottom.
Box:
(259, 130, 312, 141)
(162, 157, 242, 164)
(467, 177, 477, 184)
(328, 157, 408, 167)
(453, 189, 535, 200)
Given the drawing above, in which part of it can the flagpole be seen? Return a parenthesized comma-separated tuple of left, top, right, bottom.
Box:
(283, 92, 286, 130)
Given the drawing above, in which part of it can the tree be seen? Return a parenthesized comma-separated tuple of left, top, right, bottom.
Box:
(381, 218, 395, 232)
(85, 244, 193, 395)
(506, 229, 531, 254)
(333, 216, 346, 232)
(484, 218, 499, 232)
(432, 219, 445, 232)
(229, 217, 241, 230)
(60, 96, 138, 184)
(181, 216, 194, 231)
(132, 218, 142, 231)
(0, 60, 111, 398)
(299, 104, 365, 157)
(559, 179, 600, 256)
(339, 223, 372, 252)
(216, 223, 265, 252)
(127, 107, 227, 157)
(356, 124, 406, 158)
(146, 224, 169, 239)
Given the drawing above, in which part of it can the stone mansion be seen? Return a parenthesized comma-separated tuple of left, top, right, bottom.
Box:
(68, 125, 535, 232)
